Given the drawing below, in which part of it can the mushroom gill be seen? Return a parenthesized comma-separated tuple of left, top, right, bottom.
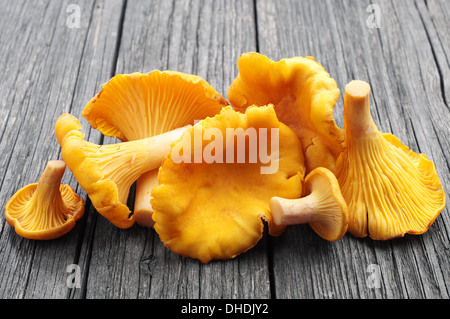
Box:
(5, 160, 84, 240)
(55, 113, 189, 229)
(335, 80, 446, 239)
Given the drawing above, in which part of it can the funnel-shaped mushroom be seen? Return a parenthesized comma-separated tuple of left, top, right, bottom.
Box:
(82, 71, 227, 227)
(270, 167, 348, 241)
(5, 160, 84, 240)
(151, 105, 305, 263)
(55, 113, 189, 229)
(335, 80, 446, 239)
(228, 52, 344, 173)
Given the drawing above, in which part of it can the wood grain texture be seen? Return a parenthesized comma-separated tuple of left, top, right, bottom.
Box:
(0, 0, 125, 298)
(256, 0, 449, 299)
(0, 0, 448, 299)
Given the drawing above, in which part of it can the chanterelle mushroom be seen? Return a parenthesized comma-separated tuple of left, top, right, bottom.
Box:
(5, 160, 84, 240)
(55, 113, 189, 229)
(270, 167, 348, 241)
(151, 105, 305, 263)
(227, 52, 344, 173)
(336, 80, 446, 239)
(82, 71, 227, 227)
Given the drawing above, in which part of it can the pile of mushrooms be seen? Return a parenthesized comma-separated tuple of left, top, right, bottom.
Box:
(5, 53, 446, 264)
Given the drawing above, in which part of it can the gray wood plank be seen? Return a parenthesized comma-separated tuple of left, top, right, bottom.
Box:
(0, 0, 125, 298)
(419, 0, 450, 107)
(75, 0, 268, 299)
(256, 0, 449, 298)
(384, 0, 449, 298)
(0, 0, 447, 300)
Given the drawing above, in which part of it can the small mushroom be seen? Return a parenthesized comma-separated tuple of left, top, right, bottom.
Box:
(82, 71, 227, 227)
(151, 105, 305, 263)
(227, 52, 344, 174)
(270, 167, 348, 242)
(5, 160, 84, 240)
(55, 113, 189, 229)
(335, 80, 446, 239)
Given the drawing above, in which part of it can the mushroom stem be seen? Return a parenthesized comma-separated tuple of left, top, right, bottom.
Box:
(343, 80, 378, 140)
(90, 124, 190, 205)
(270, 194, 322, 226)
(269, 167, 348, 241)
(34, 160, 66, 200)
(130, 125, 190, 170)
(31, 161, 68, 227)
(133, 125, 196, 228)
(133, 169, 159, 227)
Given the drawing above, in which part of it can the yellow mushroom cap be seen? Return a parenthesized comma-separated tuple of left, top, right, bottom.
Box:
(82, 70, 228, 228)
(55, 113, 82, 146)
(227, 52, 344, 173)
(270, 167, 348, 242)
(5, 160, 84, 240)
(151, 105, 305, 263)
(54, 113, 189, 229)
(336, 80, 446, 239)
(82, 70, 228, 142)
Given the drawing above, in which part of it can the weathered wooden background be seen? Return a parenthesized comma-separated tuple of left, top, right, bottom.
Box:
(0, 0, 448, 299)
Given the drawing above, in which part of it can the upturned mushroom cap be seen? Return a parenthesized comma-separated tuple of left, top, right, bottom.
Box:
(82, 70, 228, 142)
(82, 70, 228, 227)
(227, 52, 344, 173)
(270, 167, 348, 241)
(55, 113, 189, 229)
(151, 105, 305, 263)
(335, 80, 446, 239)
(5, 160, 84, 240)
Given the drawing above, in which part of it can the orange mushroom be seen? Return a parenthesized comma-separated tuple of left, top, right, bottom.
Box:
(151, 105, 305, 263)
(228, 52, 344, 173)
(335, 80, 446, 239)
(55, 113, 189, 229)
(270, 167, 348, 241)
(82, 71, 227, 227)
(5, 160, 84, 240)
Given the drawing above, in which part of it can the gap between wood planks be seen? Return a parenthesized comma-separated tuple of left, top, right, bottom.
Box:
(66, 0, 128, 299)
(251, 0, 279, 299)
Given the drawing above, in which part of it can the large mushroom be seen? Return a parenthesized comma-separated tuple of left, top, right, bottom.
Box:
(270, 167, 348, 242)
(82, 71, 227, 227)
(227, 52, 344, 174)
(335, 80, 446, 239)
(5, 160, 84, 240)
(55, 113, 189, 229)
(151, 105, 305, 263)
